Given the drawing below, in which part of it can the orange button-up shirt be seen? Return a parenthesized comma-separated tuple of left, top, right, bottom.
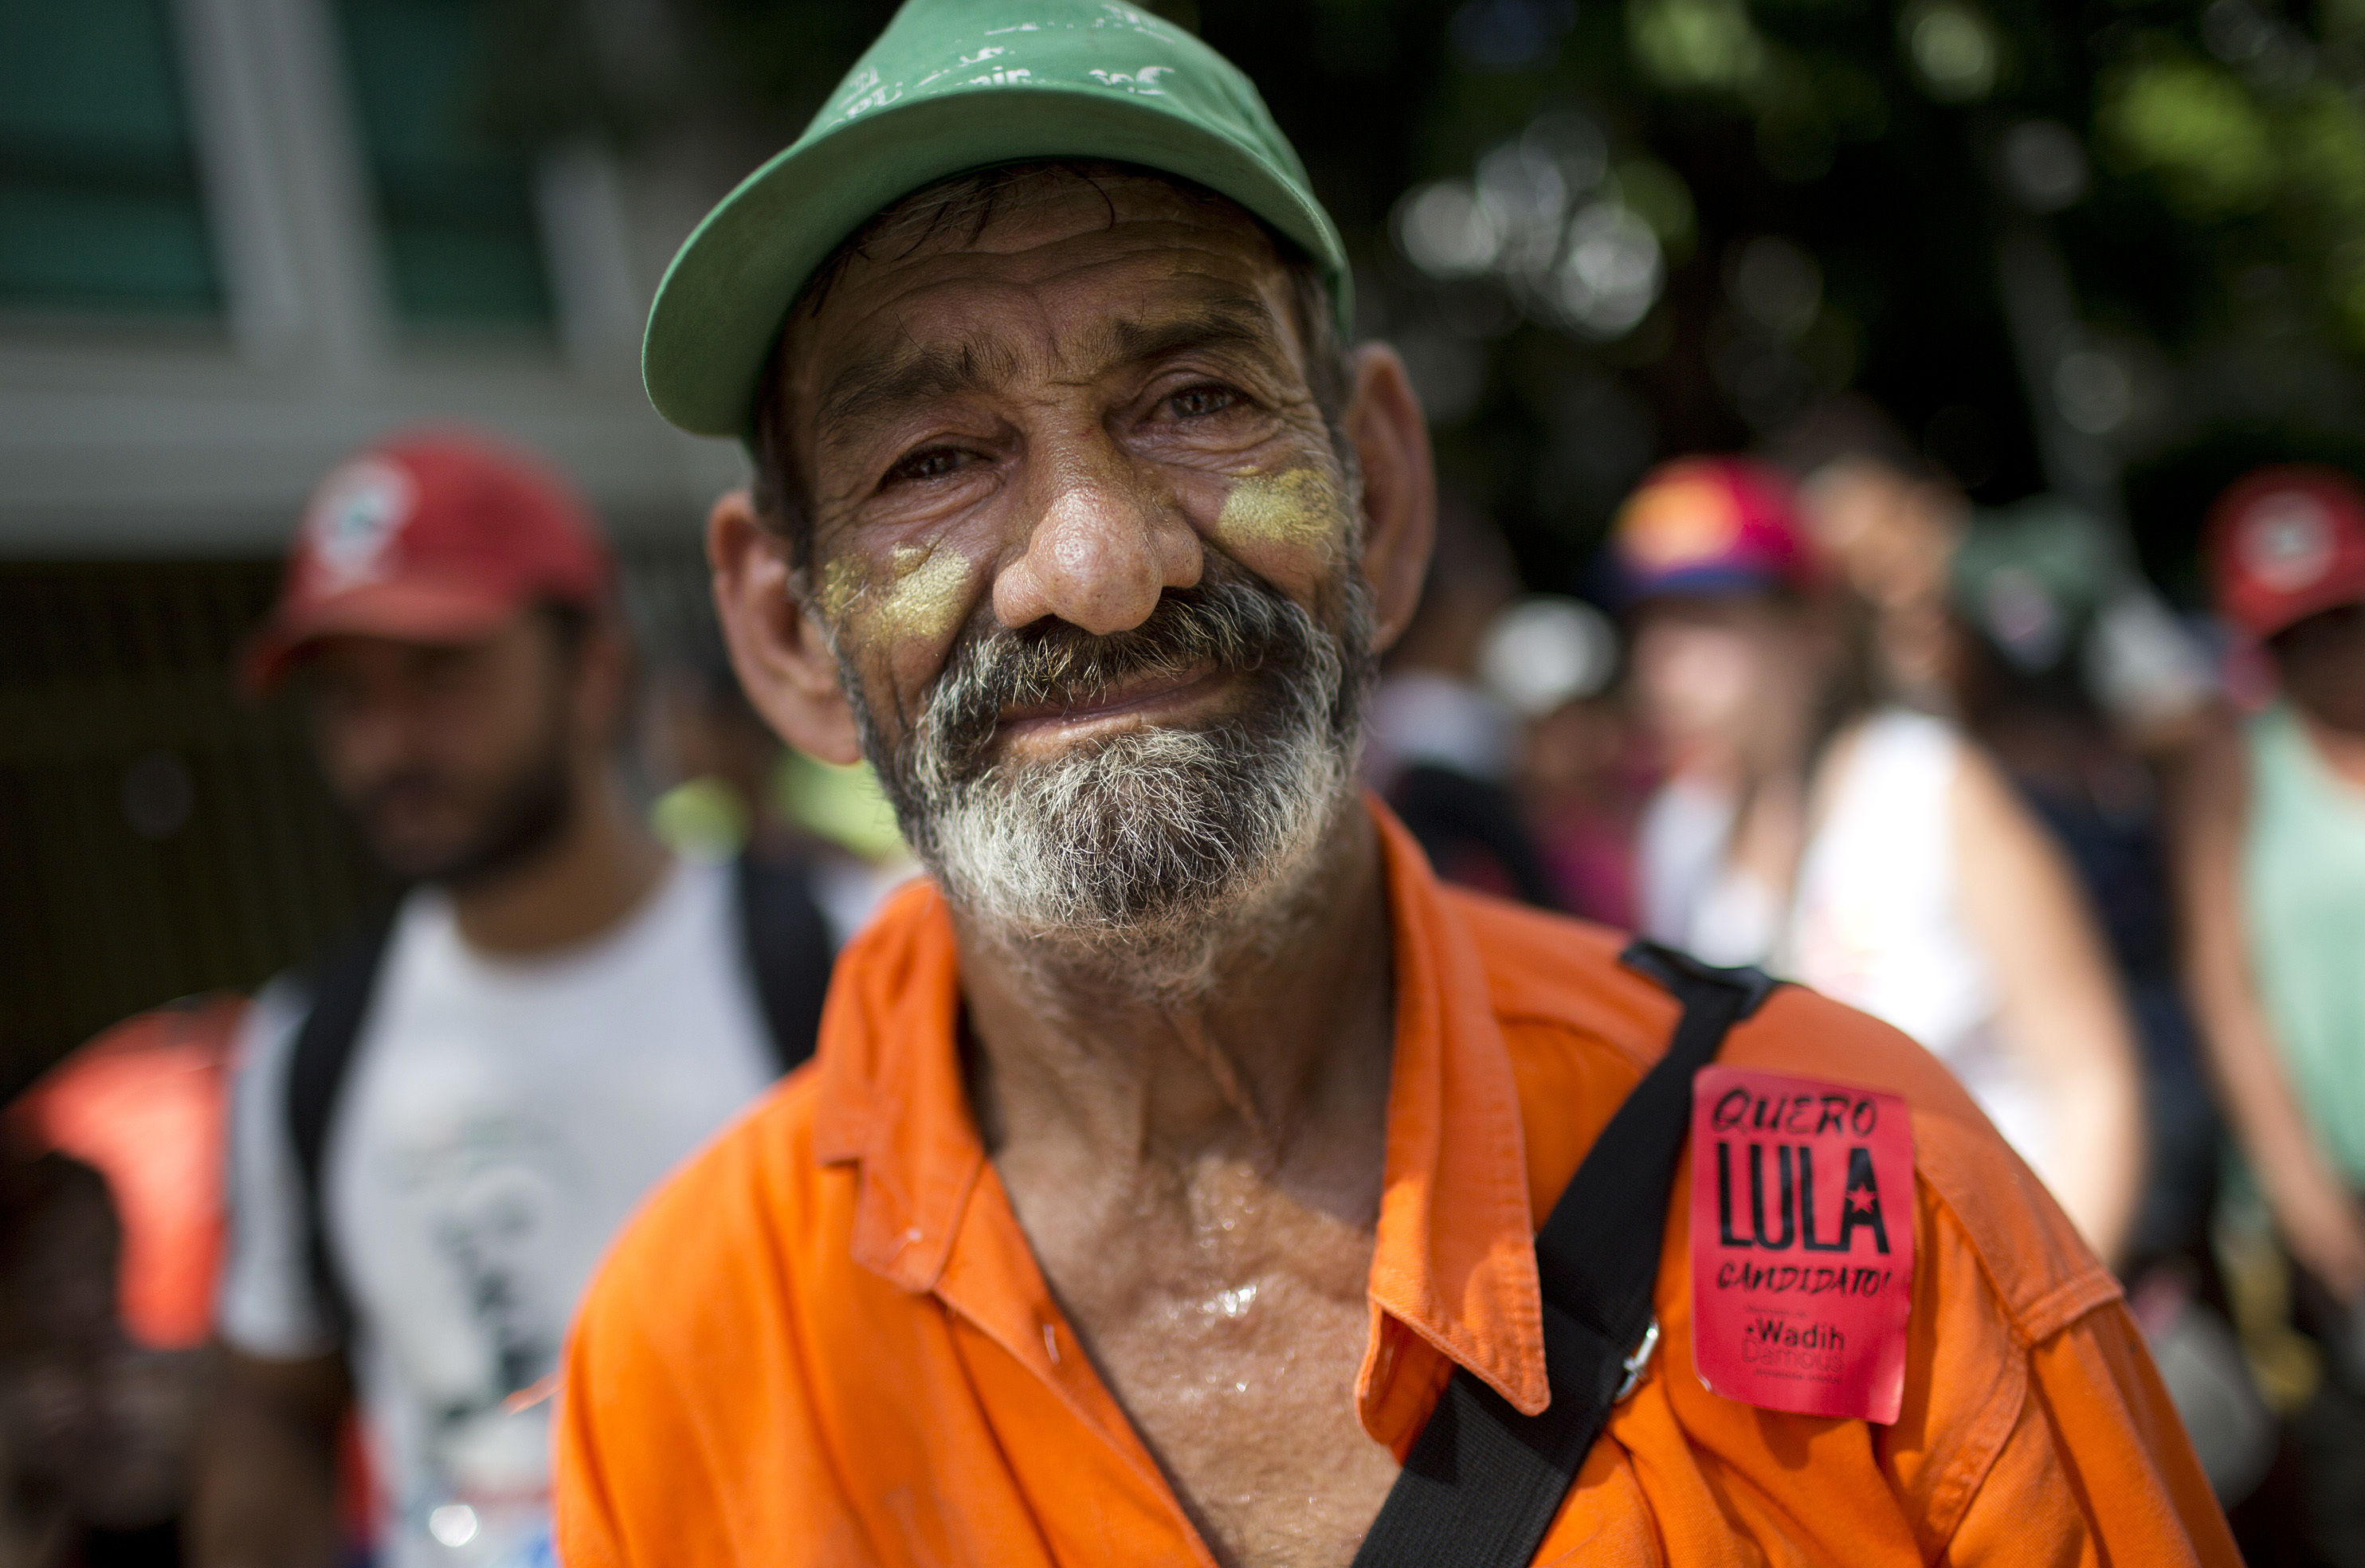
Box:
(556, 807, 2235, 1566)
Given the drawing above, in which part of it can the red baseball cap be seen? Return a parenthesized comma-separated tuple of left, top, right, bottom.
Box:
(2206, 465, 2365, 641)
(1610, 457, 1819, 602)
(241, 429, 613, 693)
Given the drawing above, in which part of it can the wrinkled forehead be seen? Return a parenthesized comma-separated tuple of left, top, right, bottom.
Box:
(823, 165, 1279, 286)
(779, 166, 1304, 403)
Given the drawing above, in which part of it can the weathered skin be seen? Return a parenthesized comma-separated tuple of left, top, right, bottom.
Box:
(707, 170, 1437, 1566)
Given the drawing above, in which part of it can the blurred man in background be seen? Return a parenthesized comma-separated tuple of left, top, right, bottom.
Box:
(0, 998, 242, 1566)
(1781, 398, 2218, 751)
(1487, 594, 1641, 929)
(1947, 502, 2222, 1268)
(1944, 502, 2277, 1508)
(1775, 400, 1967, 717)
(1780, 400, 2226, 1265)
(2179, 465, 2365, 1564)
(0, 1150, 202, 1568)
(193, 432, 831, 1568)
(1622, 457, 2146, 1267)
(642, 642, 916, 945)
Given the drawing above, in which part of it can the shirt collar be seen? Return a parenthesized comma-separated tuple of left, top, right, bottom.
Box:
(808, 799, 1550, 1417)
(1360, 805, 1549, 1415)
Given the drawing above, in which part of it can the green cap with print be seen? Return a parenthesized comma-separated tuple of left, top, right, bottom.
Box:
(641, 0, 1351, 439)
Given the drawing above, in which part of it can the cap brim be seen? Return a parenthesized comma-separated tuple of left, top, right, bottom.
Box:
(2238, 574, 2365, 640)
(1616, 562, 1798, 607)
(238, 580, 523, 696)
(643, 86, 1351, 439)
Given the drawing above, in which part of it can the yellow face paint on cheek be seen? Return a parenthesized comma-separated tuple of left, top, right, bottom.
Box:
(1214, 468, 1347, 561)
(870, 545, 975, 643)
(813, 545, 977, 645)
(816, 555, 863, 623)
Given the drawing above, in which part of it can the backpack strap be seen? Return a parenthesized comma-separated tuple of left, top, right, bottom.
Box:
(1351, 939, 1780, 1568)
(731, 853, 835, 1075)
(285, 907, 399, 1346)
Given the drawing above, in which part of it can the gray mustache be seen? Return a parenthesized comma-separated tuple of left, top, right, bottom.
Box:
(912, 574, 1318, 779)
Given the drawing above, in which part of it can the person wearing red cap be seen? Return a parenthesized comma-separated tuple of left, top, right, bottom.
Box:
(2176, 465, 2365, 1557)
(193, 431, 833, 1568)
(1620, 457, 2146, 1268)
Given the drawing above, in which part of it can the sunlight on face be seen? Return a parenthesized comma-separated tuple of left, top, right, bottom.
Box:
(776, 169, 1372, 986)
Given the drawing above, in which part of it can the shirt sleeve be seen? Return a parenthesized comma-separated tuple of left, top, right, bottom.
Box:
(552, 1241, 806, 1568)
(552, 1313, 627, 1568)
(214, 976, 339, 1360)
(1946, 1298, 2241, 1566)
(554, 1133, 879, 1568)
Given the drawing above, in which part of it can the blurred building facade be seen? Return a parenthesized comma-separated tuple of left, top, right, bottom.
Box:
(1, 0, 743, 1088)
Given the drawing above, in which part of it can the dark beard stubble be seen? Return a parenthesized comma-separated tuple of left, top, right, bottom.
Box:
(352, 698, 577, 891)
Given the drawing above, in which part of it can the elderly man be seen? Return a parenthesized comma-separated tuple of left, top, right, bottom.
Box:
(555, 4, 2234, 1564)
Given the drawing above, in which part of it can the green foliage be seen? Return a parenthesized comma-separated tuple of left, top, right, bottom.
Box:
(1628, 0, 1765, 90)
(2100, 53, 2274, 215)
(1617, 158, 1698, 261)
(475, 0, 2365, 582)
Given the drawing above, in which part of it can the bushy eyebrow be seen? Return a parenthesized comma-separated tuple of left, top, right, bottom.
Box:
(812, 289, 1292, 449)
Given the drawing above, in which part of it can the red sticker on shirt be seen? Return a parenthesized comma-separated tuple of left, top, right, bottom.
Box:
(1688, 1065, 1913, 1424)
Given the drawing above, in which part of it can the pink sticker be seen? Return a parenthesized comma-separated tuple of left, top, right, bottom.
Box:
(1688, 1065, 1914, 1424)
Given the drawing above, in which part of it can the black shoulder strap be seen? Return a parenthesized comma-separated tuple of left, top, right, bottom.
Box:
(1351, 939, 1780, 1568)
(732, 853, 835, 1076)
(286, 907, 400, 1345)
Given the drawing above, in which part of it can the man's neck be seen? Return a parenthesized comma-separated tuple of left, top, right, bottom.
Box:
(956, 806, 1397, 1198)
(448, 770, 670, 958)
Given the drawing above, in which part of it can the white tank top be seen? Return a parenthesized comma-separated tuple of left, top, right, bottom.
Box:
(1641, 710, 2052, 1174)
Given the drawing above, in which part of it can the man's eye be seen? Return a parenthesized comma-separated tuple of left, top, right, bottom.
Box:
(1168, 385, 1240, 418)
(886, 448, 967, 483)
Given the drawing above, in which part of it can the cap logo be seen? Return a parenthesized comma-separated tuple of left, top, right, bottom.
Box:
(2241, 492, 2335, 594)
(833, 66, 898, 120)
(1088, 65, 1169, 94)
(304, 458, 416, 590)
(1620, 474, 1744, 570)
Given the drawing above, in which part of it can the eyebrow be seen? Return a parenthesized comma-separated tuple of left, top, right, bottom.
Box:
(811, 291, 1292, 446)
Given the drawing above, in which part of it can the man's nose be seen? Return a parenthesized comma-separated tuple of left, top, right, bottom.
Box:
(991, 445, 1202, 636)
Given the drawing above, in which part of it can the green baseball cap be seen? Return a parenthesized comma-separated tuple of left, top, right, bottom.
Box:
(642, 0, 1351, 439)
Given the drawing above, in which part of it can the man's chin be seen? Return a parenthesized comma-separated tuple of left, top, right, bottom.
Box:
(359, 817, 466, 882)
(355, 760, 574, 889)
(364, 819, 561, 890)
(920, 731, 1355, 994)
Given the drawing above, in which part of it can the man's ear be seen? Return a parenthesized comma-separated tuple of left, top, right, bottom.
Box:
(1340, 343, 1437, 654)
(708, 489, 865, 766)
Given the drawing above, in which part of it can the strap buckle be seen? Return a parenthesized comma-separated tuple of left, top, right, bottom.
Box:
(1614, 1317, 1660, 1402)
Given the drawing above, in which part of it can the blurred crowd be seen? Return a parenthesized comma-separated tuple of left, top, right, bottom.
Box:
(1373, 402, 2365, 1563)
(2, 400, 2364, 1565)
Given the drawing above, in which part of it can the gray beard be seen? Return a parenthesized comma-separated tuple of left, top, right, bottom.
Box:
(844, 568, 1375, 1002)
